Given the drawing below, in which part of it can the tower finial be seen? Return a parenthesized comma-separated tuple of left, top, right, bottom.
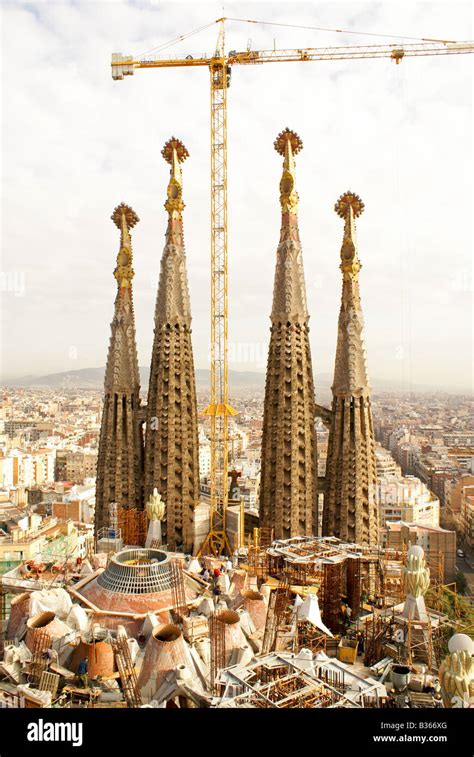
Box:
(323, 191, 378, 546)
(96, 203, 143, 534)
(145, 137, 199, 552)
(334, 191, 364, 219)
(335, 191, 364, 275)
(274, 128, 303, 214)
(260, 127, 316, 541)
(111, 203, 139, 288)
(162, 137, 189, 218)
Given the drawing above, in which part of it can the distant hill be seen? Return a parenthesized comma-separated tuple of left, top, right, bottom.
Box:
(2, 367, 454, 394)
(3, 366, 267, 390)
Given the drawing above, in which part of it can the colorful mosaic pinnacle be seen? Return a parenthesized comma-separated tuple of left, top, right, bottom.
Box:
(259, 129, 318, 540)
(144, 138, 199, 552)
(322, 192, 379, 546)
(95, 204, 144, 534)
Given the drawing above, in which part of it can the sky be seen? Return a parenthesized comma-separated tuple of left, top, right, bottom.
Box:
(0, 0, 472, 393)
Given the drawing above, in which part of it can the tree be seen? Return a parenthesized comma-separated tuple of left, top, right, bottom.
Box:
(455, 570, 468, 596)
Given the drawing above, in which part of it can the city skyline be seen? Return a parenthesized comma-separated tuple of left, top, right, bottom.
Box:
(1, 1, 472, 394)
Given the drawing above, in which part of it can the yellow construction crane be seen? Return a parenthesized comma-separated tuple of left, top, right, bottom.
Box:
(111, 18, 474, 557)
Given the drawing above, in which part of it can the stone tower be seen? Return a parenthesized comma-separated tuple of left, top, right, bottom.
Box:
(259, 129, 318, 540)
(95, 203, 144, 534)
(322, 192, 379, 545)
(144, 137, 199, 552)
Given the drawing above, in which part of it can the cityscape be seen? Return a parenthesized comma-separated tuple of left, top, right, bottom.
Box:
(0, 2, 472, 751)
(1, 386, 474, 570)
(0, 377, 473, 713)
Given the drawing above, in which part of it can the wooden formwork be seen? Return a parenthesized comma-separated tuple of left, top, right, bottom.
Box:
(171, 559, 188, 623)
(28, 629, 51, 686)
(295, 621, 327, 654)
(262, 575, 292, 654)
(210, 612, 226, 695)
(346, 557, 361, 617)
(320, 562, 343, 634)
(403, 618, 435, 672)
(111, 634, 142, 708)
(117, 507, 147, 547)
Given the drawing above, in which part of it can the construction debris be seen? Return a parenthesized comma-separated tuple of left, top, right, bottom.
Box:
(0, 537, 472, 708)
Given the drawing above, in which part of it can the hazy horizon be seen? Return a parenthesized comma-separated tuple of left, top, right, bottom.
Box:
(1, 1, 473, 394)
(2, 364, 472, 396)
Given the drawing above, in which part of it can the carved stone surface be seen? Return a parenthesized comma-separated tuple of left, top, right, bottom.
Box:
(259, 130, 318, 540)
(95, 204, 144, 533)
(144, 140, 199, 553)
(322, 193, 379, 546)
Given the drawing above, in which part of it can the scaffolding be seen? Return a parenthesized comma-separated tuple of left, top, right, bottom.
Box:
(362, 693, 396, 708)
(363, 612, 395, 667)
(361, 555, 384, 606)
(403, 618, 435, 671)
(111, 634, 142, 708)
(313, 665, 346, 694)
(117, 507, 147, 547)
(346, 557, 361, 617)
(28, 629, 51, 686)
(38, 670, 60, 698)
(171, 559, 188, 623)
(216, 654, 351, 708)
(210, 611, 226, 695)
(0, 575, 7, 656)
(295, 621, 327, 654)
(381, 548, 405, 606)
(425, 550, 445, 614)
(262, 578, 292, 654)
(0, 691, 24, 708)
(321, 562, 342, 633)
(246, 543, 268, 581)
(252, 673, 342, 708)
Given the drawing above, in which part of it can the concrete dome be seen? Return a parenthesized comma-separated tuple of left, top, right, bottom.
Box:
(448, 633, 474, 654)
(77, 547, 179, 615)
(407, 545, 424, 559)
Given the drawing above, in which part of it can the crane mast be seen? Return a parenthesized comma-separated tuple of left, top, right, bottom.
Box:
(201, 21, 237, 556)
(111, 19, 474, 557)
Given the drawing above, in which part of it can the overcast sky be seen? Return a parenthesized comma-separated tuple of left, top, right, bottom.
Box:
(0, 0, 472, 392)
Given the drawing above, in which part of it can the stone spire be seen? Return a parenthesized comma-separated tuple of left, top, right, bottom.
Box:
(144, 137, 199, 552)
(259, 128, 318, 540)
(322, 192, 378, 545)
(95, 203, 144, 534)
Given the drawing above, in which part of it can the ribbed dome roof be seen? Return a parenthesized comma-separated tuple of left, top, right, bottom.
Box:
(96, 548, 173, 595)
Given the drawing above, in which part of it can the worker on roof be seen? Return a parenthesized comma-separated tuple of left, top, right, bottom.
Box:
(77, 658, 88, 688)
(212, 569, 221, 605)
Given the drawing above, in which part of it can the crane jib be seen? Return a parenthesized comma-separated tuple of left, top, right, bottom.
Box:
(111, 41, 474, 77)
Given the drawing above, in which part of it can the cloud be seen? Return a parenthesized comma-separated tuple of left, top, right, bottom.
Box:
(0, 0, 472, 392)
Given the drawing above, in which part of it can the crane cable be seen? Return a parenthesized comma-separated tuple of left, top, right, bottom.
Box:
(223, 17, 457, 44)
(135, 20, 218, 58)
(390, 61, 413, 396)
(134, 16, 459, 60)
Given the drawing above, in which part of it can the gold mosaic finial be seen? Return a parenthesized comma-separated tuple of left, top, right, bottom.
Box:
(111, 202, 140, 230)
(274, 128, 303, 214)
(334, 191, 365, 219)
(335, 191, 364, 275)
(162, 137, 189, 218)
(111, 203, 139, 288)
